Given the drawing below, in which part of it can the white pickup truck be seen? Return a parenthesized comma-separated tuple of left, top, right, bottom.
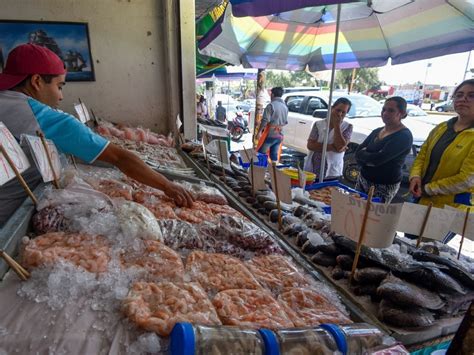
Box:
(281, 91, 437, 183)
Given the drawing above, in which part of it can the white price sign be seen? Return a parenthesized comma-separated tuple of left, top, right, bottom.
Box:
(446, 205, 474, 241)
(397, 203, 458, 241)
(0, 122, 30, 186)
(74, 103, 91, 124)
(269, 167, 292, 204)
(331, 190, 403, 248)
(22, 135, 61, 183)
(248, 165, 267, 191)
(239, 148, 257, 164)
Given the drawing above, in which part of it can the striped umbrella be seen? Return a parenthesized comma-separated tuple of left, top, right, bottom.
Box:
(199, 0, 474, 71)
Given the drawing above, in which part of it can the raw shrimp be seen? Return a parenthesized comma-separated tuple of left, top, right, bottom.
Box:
(277, 288, 352, 327)
(122, 281, 221, 336)
(213, 289, 294, 329)
(186, 251, 262, 294)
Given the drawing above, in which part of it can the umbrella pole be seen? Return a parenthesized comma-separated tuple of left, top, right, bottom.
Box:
(319, 3, 342, 183)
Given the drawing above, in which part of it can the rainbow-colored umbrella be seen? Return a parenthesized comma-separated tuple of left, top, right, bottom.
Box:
(199, 0, 474, 71)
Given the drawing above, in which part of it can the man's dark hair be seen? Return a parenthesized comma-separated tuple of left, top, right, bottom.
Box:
(271, 87, 284, 97)
(12, 74, 59, 89)
(333, 97, 352, 110)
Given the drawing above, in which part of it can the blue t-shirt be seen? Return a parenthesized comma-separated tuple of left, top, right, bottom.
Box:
(28, 98, 109, 163)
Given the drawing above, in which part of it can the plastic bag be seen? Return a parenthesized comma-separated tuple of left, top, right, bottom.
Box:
(212, 289, 294, 329)
(115, 200, 162, 240)
(277, 287, 352, 327)
(185, 251, 262, 296)
(247, 255, 309, 293)
(176, 181, 228, 205)
(121, 240, 184, 282)
(20, 232, 110, 274)
(122, 281, 221, 336)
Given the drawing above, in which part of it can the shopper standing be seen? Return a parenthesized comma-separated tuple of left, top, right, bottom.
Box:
(355, 96, 413, 203)
(256, 87, 288, 162)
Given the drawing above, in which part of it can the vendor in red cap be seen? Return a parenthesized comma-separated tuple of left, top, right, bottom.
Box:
(0, 43, 194, 225)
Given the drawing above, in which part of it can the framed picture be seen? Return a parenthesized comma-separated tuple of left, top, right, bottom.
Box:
(0, 20, 95, 82)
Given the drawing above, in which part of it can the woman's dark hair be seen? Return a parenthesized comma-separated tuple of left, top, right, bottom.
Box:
(332, 97, 352, 110)
(453, 79, 474, 95)
(385, 96, 407, 118)
(271, 87, 284, 97)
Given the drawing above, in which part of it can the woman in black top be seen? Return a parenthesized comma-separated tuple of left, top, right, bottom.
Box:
(355, 96, 413, 203)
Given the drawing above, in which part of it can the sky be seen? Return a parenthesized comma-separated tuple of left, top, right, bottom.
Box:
(378, 50, 473, 87)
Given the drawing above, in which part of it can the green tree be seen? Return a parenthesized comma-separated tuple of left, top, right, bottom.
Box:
(336, 68, 381, 93)
(264, 70, 320, 88)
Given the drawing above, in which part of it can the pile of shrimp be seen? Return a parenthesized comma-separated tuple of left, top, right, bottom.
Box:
(277, 288, 353, 327)
(20, 232, 110, 273)
(122, 281, 221, 336)
(120, 240, 184, 282)
(212, 289, 294, 330)
(186, 251, 262, 294)
(247, 255, 309, 292)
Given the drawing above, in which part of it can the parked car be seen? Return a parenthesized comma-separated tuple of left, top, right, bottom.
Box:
(406, 104, 451, 126)
(281, 91, 437, 183)
(434, 100, 454, 112)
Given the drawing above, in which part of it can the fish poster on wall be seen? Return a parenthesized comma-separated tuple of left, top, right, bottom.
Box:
(0, 20, 95, 82)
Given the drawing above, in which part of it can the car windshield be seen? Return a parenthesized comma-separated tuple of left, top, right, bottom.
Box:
(333, 95, 381, 118)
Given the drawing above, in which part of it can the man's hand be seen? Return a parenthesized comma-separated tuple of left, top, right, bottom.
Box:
(409, 177, 422, 198)
(164, 181, 194, 207)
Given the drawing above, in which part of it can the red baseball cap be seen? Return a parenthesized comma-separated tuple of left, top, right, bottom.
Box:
(0, 43, 66, 90)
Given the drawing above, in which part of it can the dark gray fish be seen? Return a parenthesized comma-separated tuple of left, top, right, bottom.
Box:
(377, 274, 445, 310)
(401, 265, 466, 295)
(353, 267, 389, 285)
(246, 197, 257, 204)
(294, 205, 311, 217)
(257, 194, 275, 204)
(438, 291, 474, 317)
(332, 265, 349, 280)
(282, 223, 307, 237)
(314, 243, 343, 256)
(411, 250, 474, 289)
(301, 232, 325, 254)
(296, 230, 309, 247)
(263, 201, 279, 211)
(336, 254, 355, 271)
(312, 252, 337, 267)
(378, 300, 435, 328)
(252, 202, 263, 209)
(353, 284, 379, 297)
(238, 191, 250, 198)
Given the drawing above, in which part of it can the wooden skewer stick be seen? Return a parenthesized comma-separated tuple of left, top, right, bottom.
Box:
(70, 154, 78, 170)
(350, 186, 375, 283)
(90, 108, 99, 126)
(416, 203, 433, 248)
(0, 144, 38, 205)
(271, 162, 283, 230)
(218, 140, 227, 185)
(458, 208, 471, 260)
(37, 131, 59, 189)
(250, 158, 255, 197)
(0, 249, 30, 281)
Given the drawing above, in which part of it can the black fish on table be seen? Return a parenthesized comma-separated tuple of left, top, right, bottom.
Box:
(377, 274, 445, 310)
(378, 299, 435, 328)
(411, 250, 474, 290)
(353, 267, 389, 285)
(400, 264, 466, 295)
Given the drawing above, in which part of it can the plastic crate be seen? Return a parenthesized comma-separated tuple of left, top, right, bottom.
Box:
(305, 181, 381, 214)
(238, 153, 268, 169)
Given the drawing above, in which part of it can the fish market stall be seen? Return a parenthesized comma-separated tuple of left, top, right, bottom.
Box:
(179, 146, 473, 350)
(0, 163, 401, 354)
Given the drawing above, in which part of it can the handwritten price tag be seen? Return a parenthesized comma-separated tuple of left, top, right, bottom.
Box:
(269, 167, 292, 204)
(446, 205, 474, 241)
(74, 103, 90, 123)
(331, 189, 402, 248)
(248, 165, 266, 191)
(0, 122, 31, 186)
(397, 203, 458, 241)
(22, 135, 61, 183)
